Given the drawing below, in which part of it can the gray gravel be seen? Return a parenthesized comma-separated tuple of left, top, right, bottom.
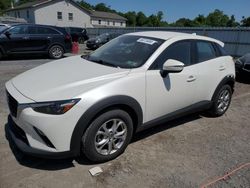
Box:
(0, 57, 249, 188)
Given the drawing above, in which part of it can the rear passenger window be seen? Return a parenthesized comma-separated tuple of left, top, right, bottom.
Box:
(37, 27, 59, 35)
(151, 41, 191, 69)
(196, 41, 216, 62)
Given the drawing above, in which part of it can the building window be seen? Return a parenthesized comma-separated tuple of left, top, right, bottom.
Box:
(120, 22, 123, 26)
(17, 11, 20, 18)
(26, 10, 29, 19)
(57, 12, 62, 20)
(107, 21, 110, 25)
(68, 13, 73, 21)
(113, 21, 115, 26)
(98, 20, 101, 24)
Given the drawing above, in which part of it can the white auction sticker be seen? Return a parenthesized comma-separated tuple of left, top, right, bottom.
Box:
(137, 38, 157, 45)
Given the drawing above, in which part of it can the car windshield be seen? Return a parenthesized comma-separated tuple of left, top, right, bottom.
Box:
(85, 35, 164, 68)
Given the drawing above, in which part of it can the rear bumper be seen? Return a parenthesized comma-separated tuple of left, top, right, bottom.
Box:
(6, 115, 74, 159)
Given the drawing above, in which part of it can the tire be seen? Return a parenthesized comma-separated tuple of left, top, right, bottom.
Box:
(0, 50, 3, 59)
(78, 37, 85, 44)
(209, 84, 232, 117)
(49, 45, 64, 59)
(82, 109, 133, 162)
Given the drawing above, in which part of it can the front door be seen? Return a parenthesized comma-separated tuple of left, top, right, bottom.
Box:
(146, 40, 198, 122)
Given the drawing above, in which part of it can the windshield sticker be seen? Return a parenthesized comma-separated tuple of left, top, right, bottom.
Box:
(137, 38, 157, 45)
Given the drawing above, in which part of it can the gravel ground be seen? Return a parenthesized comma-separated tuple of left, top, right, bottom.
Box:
(0, 54, 249, 188)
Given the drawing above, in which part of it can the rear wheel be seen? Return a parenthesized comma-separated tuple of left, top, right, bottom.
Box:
(209, 84, 232, 117)
(82, 109, 133, 162)
(0, 50, 3, 59)
(49, 45, 64, 59)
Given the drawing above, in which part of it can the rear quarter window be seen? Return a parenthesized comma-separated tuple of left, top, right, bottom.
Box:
(37, 27, 60, 35)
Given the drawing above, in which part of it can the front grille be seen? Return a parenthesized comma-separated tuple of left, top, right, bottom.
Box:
(9, 117, 29, 145)
(6, 91, 18, 117)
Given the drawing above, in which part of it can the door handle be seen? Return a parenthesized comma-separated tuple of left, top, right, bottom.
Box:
(219, 65, 226, 71)
(187, 75, 196, 82)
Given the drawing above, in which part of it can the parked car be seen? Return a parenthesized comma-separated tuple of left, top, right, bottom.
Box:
(86, 33, 120, 50)
(235, 53, 250, 75)
(65, 27, 88, 43)
(0, 24, 72, 59)
(5, 31, 235, 162)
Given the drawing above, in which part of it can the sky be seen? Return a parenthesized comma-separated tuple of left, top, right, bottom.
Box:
(88, 0, 250, 23)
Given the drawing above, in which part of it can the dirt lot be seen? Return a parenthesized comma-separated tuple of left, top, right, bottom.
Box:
(0, 56, 249, 188)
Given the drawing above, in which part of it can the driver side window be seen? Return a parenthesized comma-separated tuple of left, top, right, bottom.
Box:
(8, 25, 28, 35)
(150, 41, 191, 70)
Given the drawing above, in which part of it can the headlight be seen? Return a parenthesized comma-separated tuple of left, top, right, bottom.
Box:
(30, 99, 80, 115)
(95, 39, 100, 43)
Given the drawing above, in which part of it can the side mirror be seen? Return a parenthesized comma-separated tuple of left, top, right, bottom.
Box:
(4, 31, 11, 38)
(160, 59, 184, 77)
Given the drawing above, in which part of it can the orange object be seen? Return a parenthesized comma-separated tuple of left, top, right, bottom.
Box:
(72, 42, 79, 54)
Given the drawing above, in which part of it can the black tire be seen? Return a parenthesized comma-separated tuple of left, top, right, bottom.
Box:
(209, 84, 232, 117)
(78, 37, 85, 44)
(82, 109, 133, 162)
(49, 45, 64, 59)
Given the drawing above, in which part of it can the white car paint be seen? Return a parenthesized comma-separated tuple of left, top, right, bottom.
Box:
(5, 31, 235, 154)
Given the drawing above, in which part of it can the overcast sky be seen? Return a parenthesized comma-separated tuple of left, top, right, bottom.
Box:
(88, 0, 250, 22)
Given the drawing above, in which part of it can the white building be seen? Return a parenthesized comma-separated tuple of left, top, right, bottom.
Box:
(5, 0, 127, 28)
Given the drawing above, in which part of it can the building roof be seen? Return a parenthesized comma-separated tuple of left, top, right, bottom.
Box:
(6, 0, 127, 21)
(90, 11, 127, 21)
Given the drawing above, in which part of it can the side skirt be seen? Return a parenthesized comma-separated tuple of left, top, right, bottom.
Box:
(136, 101, 212, 132)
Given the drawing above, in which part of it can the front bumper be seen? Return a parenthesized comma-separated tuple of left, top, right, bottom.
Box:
(6, 115, 73, 159)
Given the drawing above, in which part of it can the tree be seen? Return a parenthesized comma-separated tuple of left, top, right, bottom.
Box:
(174, 18, 195, 27)
(227, 15, 239, 27)
(124, 11, 137, 26)
(136, 11, 147, 26)
(241, 16, 250, 26)
(78, 0, 94, 10)
(194, 14, 206, 26)
(0, 0, 11, 13)
(206, 9, 229, 27)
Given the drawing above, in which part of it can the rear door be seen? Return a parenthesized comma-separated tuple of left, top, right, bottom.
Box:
(193, 40, 227, 101)
(27, 26, 60, 51)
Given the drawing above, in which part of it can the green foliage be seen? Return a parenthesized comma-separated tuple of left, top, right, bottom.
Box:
(0, 0, 11, 13)
(241, 16, 250, 26)
(78, 0, 94, 10)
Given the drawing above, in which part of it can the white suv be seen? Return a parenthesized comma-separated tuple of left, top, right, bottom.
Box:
(5, 31, 235, 162)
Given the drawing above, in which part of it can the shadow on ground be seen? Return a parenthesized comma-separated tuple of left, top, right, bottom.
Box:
(5, 113, 202, 170)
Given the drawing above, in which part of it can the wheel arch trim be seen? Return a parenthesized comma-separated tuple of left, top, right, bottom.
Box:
(212, 74, 235, 102)
(70, 95, 143, 156)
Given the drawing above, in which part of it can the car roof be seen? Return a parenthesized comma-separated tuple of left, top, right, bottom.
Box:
(126, 31, 224, 47)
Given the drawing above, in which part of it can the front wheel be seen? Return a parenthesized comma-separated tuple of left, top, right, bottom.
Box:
(82, 109, 133, 162)
(209, 84, 232, 117)
(49, 45, 64, 59)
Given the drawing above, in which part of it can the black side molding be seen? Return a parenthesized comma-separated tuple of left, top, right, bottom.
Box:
(70, 95, 143, 156)
(137, 101, 212, 132)
(212, 75, 235, 102)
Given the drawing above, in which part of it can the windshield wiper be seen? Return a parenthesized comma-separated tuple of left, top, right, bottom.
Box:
(90, 59, 119, 68)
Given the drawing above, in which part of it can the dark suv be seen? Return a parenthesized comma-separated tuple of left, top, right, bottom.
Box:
(0, 24, 72, 59)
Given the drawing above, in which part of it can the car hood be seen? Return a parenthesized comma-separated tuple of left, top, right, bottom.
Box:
(11, 55, 130, 102)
